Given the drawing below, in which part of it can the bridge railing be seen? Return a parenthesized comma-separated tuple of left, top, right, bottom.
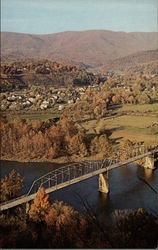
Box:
(27, 160, 104, 196)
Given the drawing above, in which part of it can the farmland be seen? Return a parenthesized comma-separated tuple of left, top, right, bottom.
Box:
(81, 103, 158, 145)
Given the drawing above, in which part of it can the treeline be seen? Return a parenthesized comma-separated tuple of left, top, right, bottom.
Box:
(1, 59, 99, 91)
(0, 114, 110, 161)
(0, 185, 158, 248)
(1, 60, 79, 76)
(67, 80, 157, 121)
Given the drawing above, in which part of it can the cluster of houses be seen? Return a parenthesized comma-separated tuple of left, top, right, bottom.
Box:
(1, 68, 156, 112)
(0, 86, 90, 112)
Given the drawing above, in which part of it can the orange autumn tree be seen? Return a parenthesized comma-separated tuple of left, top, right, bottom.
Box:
(59, 114, 78, 141)
(45, 201, 87, 248)
(119, 139, 135, 160)
(29, 187, 50, 223)
(0, 169, 23, 202)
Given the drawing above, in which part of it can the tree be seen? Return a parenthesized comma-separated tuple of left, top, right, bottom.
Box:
(73, 108, 82, 121)
(45, 201, 87, 248)
(0, 169, 23, 202)
(113, 208, 158, 248)
(112, 95, 121, 104)
(68, 131, 87, 156)
(94, 105, 102, 118)
(107, 77, 114, 87)
(136, 92, 151, 104)
(119, 140, 134, 160)
(29, 187, 50, 223)
(90, 134, 110, 157)
(60, 114, 77, 140)
(127, 95, 135, 104)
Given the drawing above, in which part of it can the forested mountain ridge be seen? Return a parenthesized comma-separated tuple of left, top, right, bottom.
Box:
(101, 49, 158, 71)
(1, 30, 158, 67)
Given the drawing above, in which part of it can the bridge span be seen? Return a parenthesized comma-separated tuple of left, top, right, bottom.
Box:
(0, 146, 158, 211)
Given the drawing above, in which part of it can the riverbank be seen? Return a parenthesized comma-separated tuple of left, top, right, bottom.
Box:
(0, 153, 105, 164)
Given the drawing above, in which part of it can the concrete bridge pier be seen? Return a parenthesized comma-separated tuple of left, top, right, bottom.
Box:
(144, 155, 155, 170)
(26, 202, 30, 214)
(99, 172, 109, 193)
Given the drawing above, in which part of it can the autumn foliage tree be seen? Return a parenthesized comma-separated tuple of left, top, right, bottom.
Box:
(45, 201, 87, 248)
(0, 188, 158, 248)
(28, 188, 87, 247)
(0, 169, 23, 202)
(0, 115, 89, 160)
(112, 94, 121, 104)
(90, 134, 110, 157)
(119, 140, 135, 161)
(113, 208, 158, 248)
(28, 187, 50, 223)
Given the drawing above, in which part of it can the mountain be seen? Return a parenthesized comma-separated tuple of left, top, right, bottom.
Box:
(1, 30, 158, 67)
(101, 49, 158, 71)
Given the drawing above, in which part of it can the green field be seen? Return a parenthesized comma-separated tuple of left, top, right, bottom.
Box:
(6, 109, 61, 122)
(81, 104, 158, 145)
(117, 103, 158, 113)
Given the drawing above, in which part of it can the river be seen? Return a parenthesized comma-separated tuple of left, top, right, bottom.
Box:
(0, 160, 158, 221)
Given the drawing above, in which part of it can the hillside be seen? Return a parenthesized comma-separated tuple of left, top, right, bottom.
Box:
(101, 49, 158, 71)
(0, 59, 99, 92)
(1, 30, 158, 67)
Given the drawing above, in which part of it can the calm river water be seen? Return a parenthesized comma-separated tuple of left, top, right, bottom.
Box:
(1, 160, 158, 220)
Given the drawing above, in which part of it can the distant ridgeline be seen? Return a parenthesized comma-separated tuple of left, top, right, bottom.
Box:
(1, 31, 158, 68)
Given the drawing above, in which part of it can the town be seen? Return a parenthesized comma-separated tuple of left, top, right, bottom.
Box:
(1, 60, 157, 114)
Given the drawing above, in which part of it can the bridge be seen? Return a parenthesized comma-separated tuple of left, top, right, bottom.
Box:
(0, 145, 158, 211)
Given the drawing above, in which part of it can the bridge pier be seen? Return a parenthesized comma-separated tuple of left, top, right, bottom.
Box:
(99, 172, 109, 193)
(144, 155, 155, 170)
(26, 202, 30, 214)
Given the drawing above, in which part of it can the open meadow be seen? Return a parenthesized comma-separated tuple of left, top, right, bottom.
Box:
(81, 103, 158, 145)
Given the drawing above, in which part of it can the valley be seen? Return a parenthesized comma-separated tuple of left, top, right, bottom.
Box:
(1, 55, 158, 163)
(1, 0, 158, 247)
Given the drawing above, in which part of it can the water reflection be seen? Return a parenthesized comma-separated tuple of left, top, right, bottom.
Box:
(144, 168, 153, 181)
(120, 164, 135, 179)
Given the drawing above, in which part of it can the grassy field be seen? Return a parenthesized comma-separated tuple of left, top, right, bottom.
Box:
(5, 107, 61, 122)
(117, 103, 158, 113)
(104, 115, 158, 128)
(7, 113, 55, 121)
(82, 104, 158, 145)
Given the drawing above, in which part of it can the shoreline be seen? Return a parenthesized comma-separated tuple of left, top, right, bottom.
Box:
(0, 154, 104, 165)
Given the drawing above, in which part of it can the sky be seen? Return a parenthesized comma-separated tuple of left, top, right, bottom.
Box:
(1, 0, 158, 34)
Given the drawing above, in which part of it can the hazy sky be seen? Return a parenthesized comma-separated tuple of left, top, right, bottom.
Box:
(1, 0, 157, 34)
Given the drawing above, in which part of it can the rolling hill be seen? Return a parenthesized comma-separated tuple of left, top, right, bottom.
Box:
(101, 49, 158, 71)
(1, 30, 158, 68)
